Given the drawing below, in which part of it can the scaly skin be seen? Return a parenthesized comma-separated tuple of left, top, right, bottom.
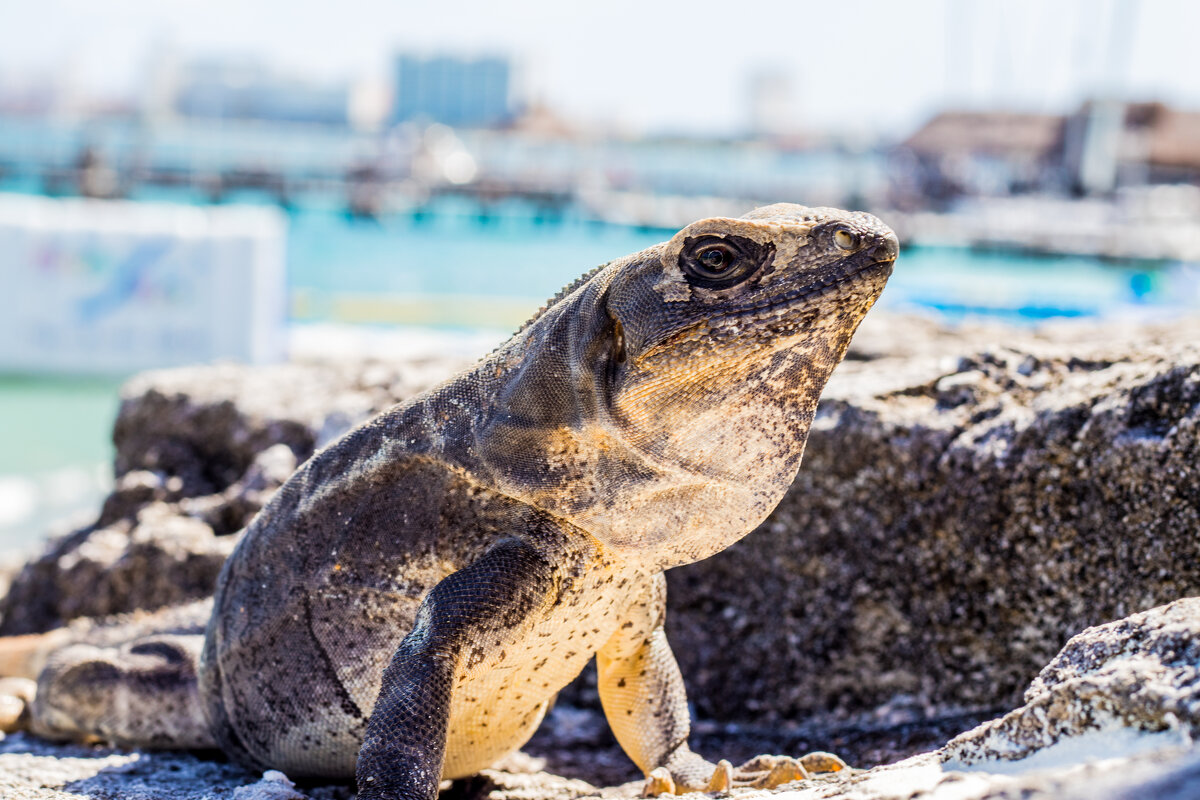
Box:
(1, 204, 897, 799)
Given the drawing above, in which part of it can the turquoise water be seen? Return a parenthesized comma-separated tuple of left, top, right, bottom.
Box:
(0, 192, 1196, 554)
(0, 376, 124, 475)
(284, 202, 667, 328)
(278, 200, 1183, 327)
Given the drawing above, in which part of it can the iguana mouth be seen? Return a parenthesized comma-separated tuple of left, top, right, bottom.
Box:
(729, 258, 893, 318)
(703, 256, 895, 342)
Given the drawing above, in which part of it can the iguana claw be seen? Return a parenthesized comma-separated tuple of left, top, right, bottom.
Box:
(0, 677, 35, 733)
(644, 750, 846, 796)
(643, 767, 676, 797)
(0, 694, 25, 732)
(732, 751, 846, 789)
(799, 751, 847, 773)
(705, 759, 733, 792)
(760, 757, 809, 787)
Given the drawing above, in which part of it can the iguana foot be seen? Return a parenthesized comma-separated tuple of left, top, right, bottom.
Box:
(735, 754, 809, 788)
(733, 752, 847, 788)
(642, 768, 676, 797)
(798, 752, 848, 774)
(0, 677, 36, 732)
(643, 751, 847, 795)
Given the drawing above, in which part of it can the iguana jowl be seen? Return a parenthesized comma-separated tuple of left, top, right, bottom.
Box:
(1, 204, 897, 799)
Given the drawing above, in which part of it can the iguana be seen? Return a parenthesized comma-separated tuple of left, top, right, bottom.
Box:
(0, 204, 897, 799)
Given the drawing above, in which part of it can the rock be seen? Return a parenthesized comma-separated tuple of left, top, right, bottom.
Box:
(0, 356, 472, 635)
(942, 597, 1200, 765)
(0, 732, 355, 800)
(0, 505, 234, 635)
(665, 314, 1200, 722)
(2, 597, 1198, 799)
(231, 770, 310, 800)
(1, 312, 1198, 727)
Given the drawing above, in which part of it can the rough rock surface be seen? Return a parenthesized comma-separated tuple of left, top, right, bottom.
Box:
(666, 314, 1200, 721)
(3, 597, 1198, 799)
(942, 596, 1200, 765)
(2, 315, 1198, 727)
(0, 358, 471, 635)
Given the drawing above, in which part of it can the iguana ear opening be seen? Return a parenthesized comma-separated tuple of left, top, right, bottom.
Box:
(612, 318, 627, 365)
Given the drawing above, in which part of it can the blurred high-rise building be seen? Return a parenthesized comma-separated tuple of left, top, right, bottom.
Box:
(391, 54, 513, 128)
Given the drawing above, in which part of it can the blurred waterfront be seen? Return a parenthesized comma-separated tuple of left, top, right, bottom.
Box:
(1, 0, 1199, 551)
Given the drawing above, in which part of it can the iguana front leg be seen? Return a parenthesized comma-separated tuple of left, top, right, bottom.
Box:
(598, 573, 846, 795)
(597, 572, 709, 790)
(356, 537, 554, 800)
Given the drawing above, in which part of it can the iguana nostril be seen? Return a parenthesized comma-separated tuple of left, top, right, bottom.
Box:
(868, 237, 899, 262)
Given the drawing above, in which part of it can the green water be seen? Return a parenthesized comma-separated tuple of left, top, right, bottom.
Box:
(0, 375, 123, 555)
(0, 375, 124, 474)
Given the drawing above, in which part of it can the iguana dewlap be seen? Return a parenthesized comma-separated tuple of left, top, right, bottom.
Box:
(2, 204, 897, 799)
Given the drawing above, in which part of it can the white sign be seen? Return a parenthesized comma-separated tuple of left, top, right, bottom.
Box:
(0, 194, 287, 373)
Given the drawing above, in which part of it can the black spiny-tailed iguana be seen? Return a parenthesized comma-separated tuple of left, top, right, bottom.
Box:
(0, 203, 898, 799)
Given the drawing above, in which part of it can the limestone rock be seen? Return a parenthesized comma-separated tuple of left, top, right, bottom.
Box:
(231, 770, 310, 800)
(942, 597, 1200, 765)
(666, 315, 1200, 721)
(0, 356, 471, 635)
(2, 596, 1198, 799)
(0, 505, 233, 635)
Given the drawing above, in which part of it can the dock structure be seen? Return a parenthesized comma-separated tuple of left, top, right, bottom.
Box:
(429, 179, 574, 217)
(885, 188, 1200, 263)
(3, 110, 1200, 264)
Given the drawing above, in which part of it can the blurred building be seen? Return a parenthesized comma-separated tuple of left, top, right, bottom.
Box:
(0, 73, 58, 116)
(391, 54, 513, 128)
(170, 57, 351, 126)
(1144, 107, 1200, 183)
(897, 102, 1200, 207)
(1062, 101, 1200, 192)
(898, 111, 1067, 204)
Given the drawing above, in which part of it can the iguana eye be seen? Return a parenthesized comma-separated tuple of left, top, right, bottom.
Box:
(833, 228, 860, 251)
(678, 235, 772, 287)
(697, 246, 732, 273)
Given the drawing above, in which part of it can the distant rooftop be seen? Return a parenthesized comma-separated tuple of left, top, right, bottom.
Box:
(903, 111, 1065, 159)
(904, 103, 1200, 174)
(1145, 107, 1200, 170)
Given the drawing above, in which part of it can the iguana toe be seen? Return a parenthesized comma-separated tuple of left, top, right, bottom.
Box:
(798, 751, 848, 773)
(759, 757, 809, 788)
(705, 759, 733, 792)
(723, 752, 847, 789)
(643, 767, 676, 797)
(0, 677, 35, 732)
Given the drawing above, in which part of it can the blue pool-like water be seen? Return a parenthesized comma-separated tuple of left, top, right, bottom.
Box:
(277, 201, 1192, 328)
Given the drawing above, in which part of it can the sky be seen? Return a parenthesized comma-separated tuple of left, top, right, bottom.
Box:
(0, 0, 1196, 136)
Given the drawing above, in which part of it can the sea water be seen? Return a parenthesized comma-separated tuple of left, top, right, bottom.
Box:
(0, 375, 121, 556)
(0, 198, 1194, 556)
(281, 200, 1183, 326)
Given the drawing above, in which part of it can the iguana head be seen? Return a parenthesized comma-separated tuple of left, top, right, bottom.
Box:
(607, 204, 895, 402)
(483, 204, 896, 568)
(588, 204, 896, 563)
